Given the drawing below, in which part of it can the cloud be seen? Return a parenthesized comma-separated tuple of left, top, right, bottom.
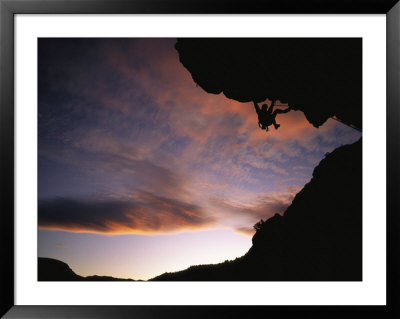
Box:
(207, 187, 299, 230)
(208, 187, 300, 237)
(39, 135, 192, 201)
(235, 227, 255, 236)
(55, 243, 68, 248)
(39, 194, 214, 235)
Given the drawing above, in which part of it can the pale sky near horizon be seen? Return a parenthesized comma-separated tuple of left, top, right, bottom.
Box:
(38, 38, 361, 280)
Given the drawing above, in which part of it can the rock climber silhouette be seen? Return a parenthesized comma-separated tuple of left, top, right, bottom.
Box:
(253, 100, 291, 131)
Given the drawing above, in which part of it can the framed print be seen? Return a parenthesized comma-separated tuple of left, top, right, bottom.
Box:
(1, 0, 399, 318)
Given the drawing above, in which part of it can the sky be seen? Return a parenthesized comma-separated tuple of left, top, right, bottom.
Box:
(38, 38, 361, 280)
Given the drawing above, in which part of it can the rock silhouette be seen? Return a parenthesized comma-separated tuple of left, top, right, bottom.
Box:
(38, 258, 135, 281)
(175, 38, 362, 129)
(151, 139, 362, 281)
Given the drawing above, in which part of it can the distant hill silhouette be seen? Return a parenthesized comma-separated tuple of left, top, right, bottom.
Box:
(38, 258, 135, 281)
(175, 38, 361, 130)
(151, 139, 362, 281)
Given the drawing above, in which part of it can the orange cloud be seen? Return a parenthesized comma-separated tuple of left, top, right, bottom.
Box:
(208, 187, 300, 224)
(235, 227, 256, 237)
(38, 194, 215, 235)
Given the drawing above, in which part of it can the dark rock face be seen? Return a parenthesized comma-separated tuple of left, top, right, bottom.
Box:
(151, 139, 362, 281)
(249, 139, 362, 280)
(38, 258, 134, 281)
(175, 38, 362, 129)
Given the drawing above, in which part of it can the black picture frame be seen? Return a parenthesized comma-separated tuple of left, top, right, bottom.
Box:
(1, 0, 399, 318)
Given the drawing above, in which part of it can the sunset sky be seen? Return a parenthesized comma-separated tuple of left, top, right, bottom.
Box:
(38, 38, 361, 280)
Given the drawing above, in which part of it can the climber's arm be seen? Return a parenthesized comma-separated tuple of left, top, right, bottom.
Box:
(253, 101, 261, 115)
(273, 106, 291, 116)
